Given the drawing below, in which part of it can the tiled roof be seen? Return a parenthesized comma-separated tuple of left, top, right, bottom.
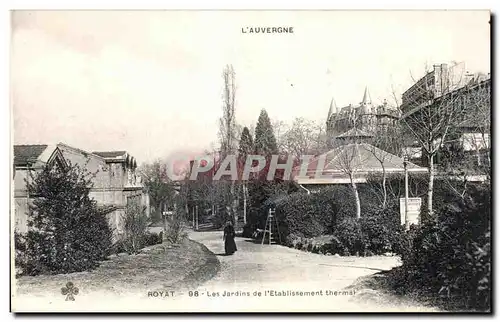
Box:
(92, 151, 127, 158)
(13, 145, 48, 166)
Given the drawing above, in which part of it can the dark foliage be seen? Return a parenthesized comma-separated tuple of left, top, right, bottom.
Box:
(17, 163, 112, 275)
(324, 206, 404, 256)
(397, 185, 491, 311)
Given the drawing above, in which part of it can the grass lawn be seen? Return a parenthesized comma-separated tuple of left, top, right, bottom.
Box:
(14, 238, 220, 298)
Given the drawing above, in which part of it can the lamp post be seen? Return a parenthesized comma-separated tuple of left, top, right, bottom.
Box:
(403, 156, 410, 230)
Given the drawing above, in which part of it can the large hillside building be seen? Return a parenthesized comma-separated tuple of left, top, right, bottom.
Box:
(400, 63, 491, 166)
(326, 87, 400, 147)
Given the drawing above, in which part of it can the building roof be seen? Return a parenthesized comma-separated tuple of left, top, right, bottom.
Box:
(294, 143, 426, 184)
(324, 143, 424, 172)
(337, 128, 373, 139)
(92, 151, 127, 158)
(13, 144, 48, 166)
(361, 86, 371, 105)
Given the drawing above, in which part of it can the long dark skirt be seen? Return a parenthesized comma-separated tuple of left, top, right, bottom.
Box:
(225, 236, 237, 255)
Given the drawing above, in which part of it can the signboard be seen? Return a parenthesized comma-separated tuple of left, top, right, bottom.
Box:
(399, 197, 422, 226)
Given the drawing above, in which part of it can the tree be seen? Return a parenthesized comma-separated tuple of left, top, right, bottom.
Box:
(140, 160, 178, 240)
(218, 64, 239, 224)
(238, 126, 254, 224)
(281, 117, 328, 160)
(140, 160, 177, 221)
(254, 109, 278, 156)
(20, 162, 112, 275)
(399, 64, 490, 219)
(272, 120, 289, 153)
(366, 124, 404, 208)
(247, 109, 281, 230)
(334, 143, 366, 219)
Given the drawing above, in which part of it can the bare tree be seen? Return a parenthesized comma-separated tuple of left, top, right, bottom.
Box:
(366, 124, 404, 208)
(281, 118, 328, 160)
(218, 65, 239, 224)
(333, 143, 367, 219)
(272, 120, 289, 153)
(399, 63, 480, 218)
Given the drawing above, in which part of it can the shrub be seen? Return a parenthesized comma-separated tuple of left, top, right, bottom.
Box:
(164, 211, 187, 244)
(17, 163, 112, 276)
(360, 206, 404, 254)
(399, 184, 491, 311)
(144, 232, 162, 247)
(321, 205, 404, 256)
(275, 192, 327, 242)
(274, 185, 387, 245)
(122, 202, 149, 254)
(331, 217, 364, 255)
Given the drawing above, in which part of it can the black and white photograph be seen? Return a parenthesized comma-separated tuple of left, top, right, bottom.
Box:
(9, 9, 491, 313)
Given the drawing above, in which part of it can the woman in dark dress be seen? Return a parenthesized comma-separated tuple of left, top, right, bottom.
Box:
(223, 221, 237, 255)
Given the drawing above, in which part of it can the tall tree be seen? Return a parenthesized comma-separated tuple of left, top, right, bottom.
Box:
(254, 109, 278, 156)
(140, 160, 177, 222)
(239, 126, 254, 156)
(238, 126, 254, 224)
(248, 109, 280, 230)
(218, 64, 238, 224)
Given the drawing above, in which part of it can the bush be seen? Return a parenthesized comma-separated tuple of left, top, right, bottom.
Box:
(274, 185, 388, 245)
(164, 211, 187, 244)
(399, 185, 491, 311)
(360, 206, 404, 254)
(144, 232, 163, 247)
(275, 192, 327, 242)
(319, 206, 404, 256)
(17, 163, 112, 276)
(122, 202, 149, 254)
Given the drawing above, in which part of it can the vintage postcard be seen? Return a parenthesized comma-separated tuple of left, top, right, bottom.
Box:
(10, 10, 491, 313)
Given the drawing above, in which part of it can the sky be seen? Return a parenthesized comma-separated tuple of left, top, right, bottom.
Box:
(11, 10, 491, 163)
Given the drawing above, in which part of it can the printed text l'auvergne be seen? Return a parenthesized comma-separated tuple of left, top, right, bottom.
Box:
(241, 26, 294, 34)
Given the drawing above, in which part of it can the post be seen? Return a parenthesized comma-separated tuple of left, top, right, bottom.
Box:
(192, 206, 195, 229)
(404, 157, 410, 230)
(162, 202, 168, 241)
(195, 205, 199, 231)
(243, 184, 247, 225)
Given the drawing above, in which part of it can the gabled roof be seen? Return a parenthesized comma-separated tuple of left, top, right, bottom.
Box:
(323, 143, 424, 172)
(294, 143, 426, 180)
(92, 151, 127, 158)
(13, 145, 48, 166)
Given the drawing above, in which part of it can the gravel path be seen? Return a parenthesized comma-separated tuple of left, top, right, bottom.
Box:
(189, 230, 437, 312)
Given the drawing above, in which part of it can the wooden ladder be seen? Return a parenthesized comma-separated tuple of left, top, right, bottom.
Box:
(262, 208, 281, 245)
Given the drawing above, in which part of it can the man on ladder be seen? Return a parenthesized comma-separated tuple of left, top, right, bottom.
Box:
(262, 207, 281, 245)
